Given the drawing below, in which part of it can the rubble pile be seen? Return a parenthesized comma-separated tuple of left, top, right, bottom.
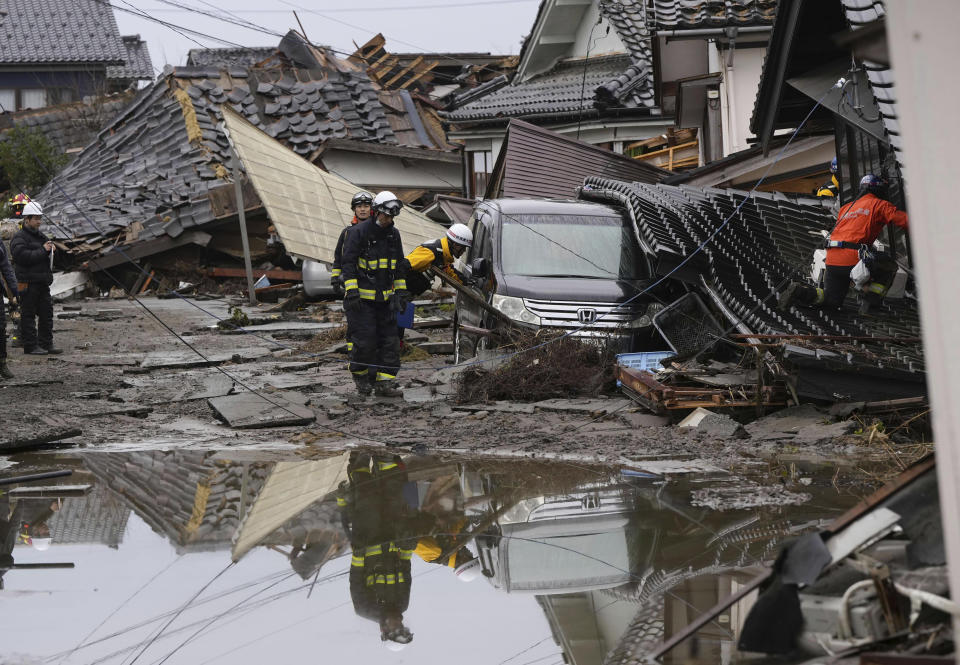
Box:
(455, 333, 617, 403)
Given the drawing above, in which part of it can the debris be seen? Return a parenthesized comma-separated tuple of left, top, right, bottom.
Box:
(456, 334, 616, 403)
(50, 271, 91, 301)
(417, 341, 454, 355)
(139, 347, 272, 369)
(208, 390, 315, 429)
(533, 398, 631, 415)
(0, 420, 82, 453)
(8, 484, 91, 497)
(678, 407, 749, 439)
(0, 470, 72, 486)
(617, 365, 788, 414)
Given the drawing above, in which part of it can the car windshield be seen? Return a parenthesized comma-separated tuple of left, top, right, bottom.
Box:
(499, 214, 647, 279)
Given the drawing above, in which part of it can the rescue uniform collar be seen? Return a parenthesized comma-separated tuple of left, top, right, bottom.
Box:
(439, 236, 453, 264)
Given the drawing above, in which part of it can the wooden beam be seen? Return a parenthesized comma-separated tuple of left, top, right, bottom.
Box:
(205, 267, 303, 281)
(88, 231, 212, 272)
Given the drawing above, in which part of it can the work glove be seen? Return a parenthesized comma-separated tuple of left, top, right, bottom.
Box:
(7, 296, 17, 311)
(392, 289, 411, 314)
(343, 290, 361, 315)
(331, 276, 344, 299)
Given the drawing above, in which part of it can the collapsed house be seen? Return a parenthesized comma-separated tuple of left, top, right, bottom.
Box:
(34, 31, 457, 287)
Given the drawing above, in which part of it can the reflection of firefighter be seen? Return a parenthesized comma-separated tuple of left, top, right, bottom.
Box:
(7, 193, 31, 219)
(337, 453, 430, 651)
(779, 174, 909, 314)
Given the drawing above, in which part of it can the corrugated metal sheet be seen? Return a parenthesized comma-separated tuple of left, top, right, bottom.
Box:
(487, 119, 670, 200)
(231, 455, 350, 562)
(222, 106, 447, 261)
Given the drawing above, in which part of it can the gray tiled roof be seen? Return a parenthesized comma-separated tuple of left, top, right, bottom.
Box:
(649, 0, 777, 29)
(38, 43, 407, 241)
(106, 35, 155, 81)
(186, 46, 279, 69)
(599, 0, 654, 63)
(0, 0, 126, 65)
(841, 0, 902, 167)
(442, 55, 654, 123)
(46, 484, 130, 547)
(0, 92, 134, 151)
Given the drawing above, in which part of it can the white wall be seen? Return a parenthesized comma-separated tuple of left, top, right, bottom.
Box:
(886, 0, 960, 637)
(571, 4, 626, 58)
(713, 43, 767, 155)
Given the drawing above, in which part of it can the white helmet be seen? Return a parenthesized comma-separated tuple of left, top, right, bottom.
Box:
(22, 201, 43, 217)
(384, 641, 407, 652)
(446, 223, 473, 248)
(32, 537, 52, 551)
(373, 191, 402, 216)
(454, 558, 481, 582)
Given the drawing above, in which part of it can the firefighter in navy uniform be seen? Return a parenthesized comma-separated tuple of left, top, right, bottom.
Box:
(337, 453, 432, 651)
(341, 191, 408, 397)
(331, 191, 374, 297)
(10, 201, 62, 355)
(780, 174, 909, 313)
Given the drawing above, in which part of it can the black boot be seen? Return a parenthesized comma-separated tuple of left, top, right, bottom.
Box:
(353, 374, 372, 396)
(0, 359, 12, 380)
(374, 380, 403, 398)
(778, 282, 821, 310)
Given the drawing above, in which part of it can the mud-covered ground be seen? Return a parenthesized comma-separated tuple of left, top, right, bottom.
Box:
(0, 294, 922, 492)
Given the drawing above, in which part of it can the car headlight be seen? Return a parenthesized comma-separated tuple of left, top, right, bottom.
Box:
(491, 294, 541, 325)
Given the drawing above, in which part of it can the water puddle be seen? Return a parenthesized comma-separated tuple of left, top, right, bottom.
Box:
(0, 449, 874, 664)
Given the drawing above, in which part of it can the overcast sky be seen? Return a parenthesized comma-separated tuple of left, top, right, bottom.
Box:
(112, 0, 541, 74)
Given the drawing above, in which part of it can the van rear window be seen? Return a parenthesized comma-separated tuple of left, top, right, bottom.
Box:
(500, 214, 647, 280)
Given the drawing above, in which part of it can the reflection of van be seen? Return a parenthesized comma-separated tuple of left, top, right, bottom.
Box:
(462, 473, 656, 595)
(453, 199, 670, 362)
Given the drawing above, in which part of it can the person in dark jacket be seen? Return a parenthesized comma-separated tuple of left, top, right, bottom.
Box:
(0, 237, 19, 378)
(341, 191, 408, 397)
(331, 190, 374, 297)
(10, 201, 61, 355)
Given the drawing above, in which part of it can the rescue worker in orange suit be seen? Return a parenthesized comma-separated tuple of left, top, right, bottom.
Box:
(816, 158, 840, 198)
(779, 174, 909, 312)
(331, 191, 374, 297)
(336, 452, 433, 652)
(341, 191, 407, 397)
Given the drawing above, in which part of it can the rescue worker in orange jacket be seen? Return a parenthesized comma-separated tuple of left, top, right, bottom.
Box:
(779, 174, 909, 312)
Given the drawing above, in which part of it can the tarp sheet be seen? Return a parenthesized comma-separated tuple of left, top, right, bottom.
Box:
(221, 105, 446, 261)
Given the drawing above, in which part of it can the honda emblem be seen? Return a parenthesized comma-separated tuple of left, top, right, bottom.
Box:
(577, 308, 598, 324)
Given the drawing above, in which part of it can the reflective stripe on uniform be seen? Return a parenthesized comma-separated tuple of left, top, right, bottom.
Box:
(393, 279, 406, 290)
(344, 278, 358, 291)
(399, 549, 413, 560)
(331, 268, 342, 277)
(351, 555, 364, 567)
(365, 545, 382, 556)
(378, 461, 398, 471)
(337, 497, 347, 506)
(352, 368, 369, 376)
(867, 282, 888, 295)
(376, 372, 396, 381)
(346, 341, 354, 351)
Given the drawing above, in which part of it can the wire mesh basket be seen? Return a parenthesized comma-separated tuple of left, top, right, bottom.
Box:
(652, 292, 723, 356)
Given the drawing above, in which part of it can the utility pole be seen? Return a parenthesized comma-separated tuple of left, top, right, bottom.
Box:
(220, 122, 258, 306)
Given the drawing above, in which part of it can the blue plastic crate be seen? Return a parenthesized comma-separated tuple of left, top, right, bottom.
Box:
(616, 351, 676, 386)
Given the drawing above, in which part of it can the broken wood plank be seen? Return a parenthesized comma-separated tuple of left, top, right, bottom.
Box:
(208, 390, 315, 429)
(87, 231, 212, 271)
(9, 484, 92, 497)
(206, 267, 303, 281)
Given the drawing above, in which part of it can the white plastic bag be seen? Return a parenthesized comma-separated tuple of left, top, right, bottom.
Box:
(850, 259, 871, 289)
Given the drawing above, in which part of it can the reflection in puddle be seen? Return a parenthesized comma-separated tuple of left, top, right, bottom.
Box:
(0, 450, 862, 664)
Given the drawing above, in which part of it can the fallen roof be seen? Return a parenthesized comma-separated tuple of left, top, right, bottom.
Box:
(36, 32, 451, 249)
(442, 55, 654, 123)
(222, 105, 447, 260)
(486, 119, 669, 199)
(579, 179, 923, 377)
(106, 35, 155, 81)
(186, 46, 279, 69)
(0, 92, 135, 152)
(0, 0, 126, 65)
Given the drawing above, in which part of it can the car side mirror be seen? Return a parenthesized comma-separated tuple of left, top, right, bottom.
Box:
(470, 257, 489, 281)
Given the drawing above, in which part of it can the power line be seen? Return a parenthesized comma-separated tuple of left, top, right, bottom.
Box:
(148, 0, 537, 12)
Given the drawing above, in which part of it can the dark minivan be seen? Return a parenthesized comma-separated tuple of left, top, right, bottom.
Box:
(453, 198, 670, 362)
